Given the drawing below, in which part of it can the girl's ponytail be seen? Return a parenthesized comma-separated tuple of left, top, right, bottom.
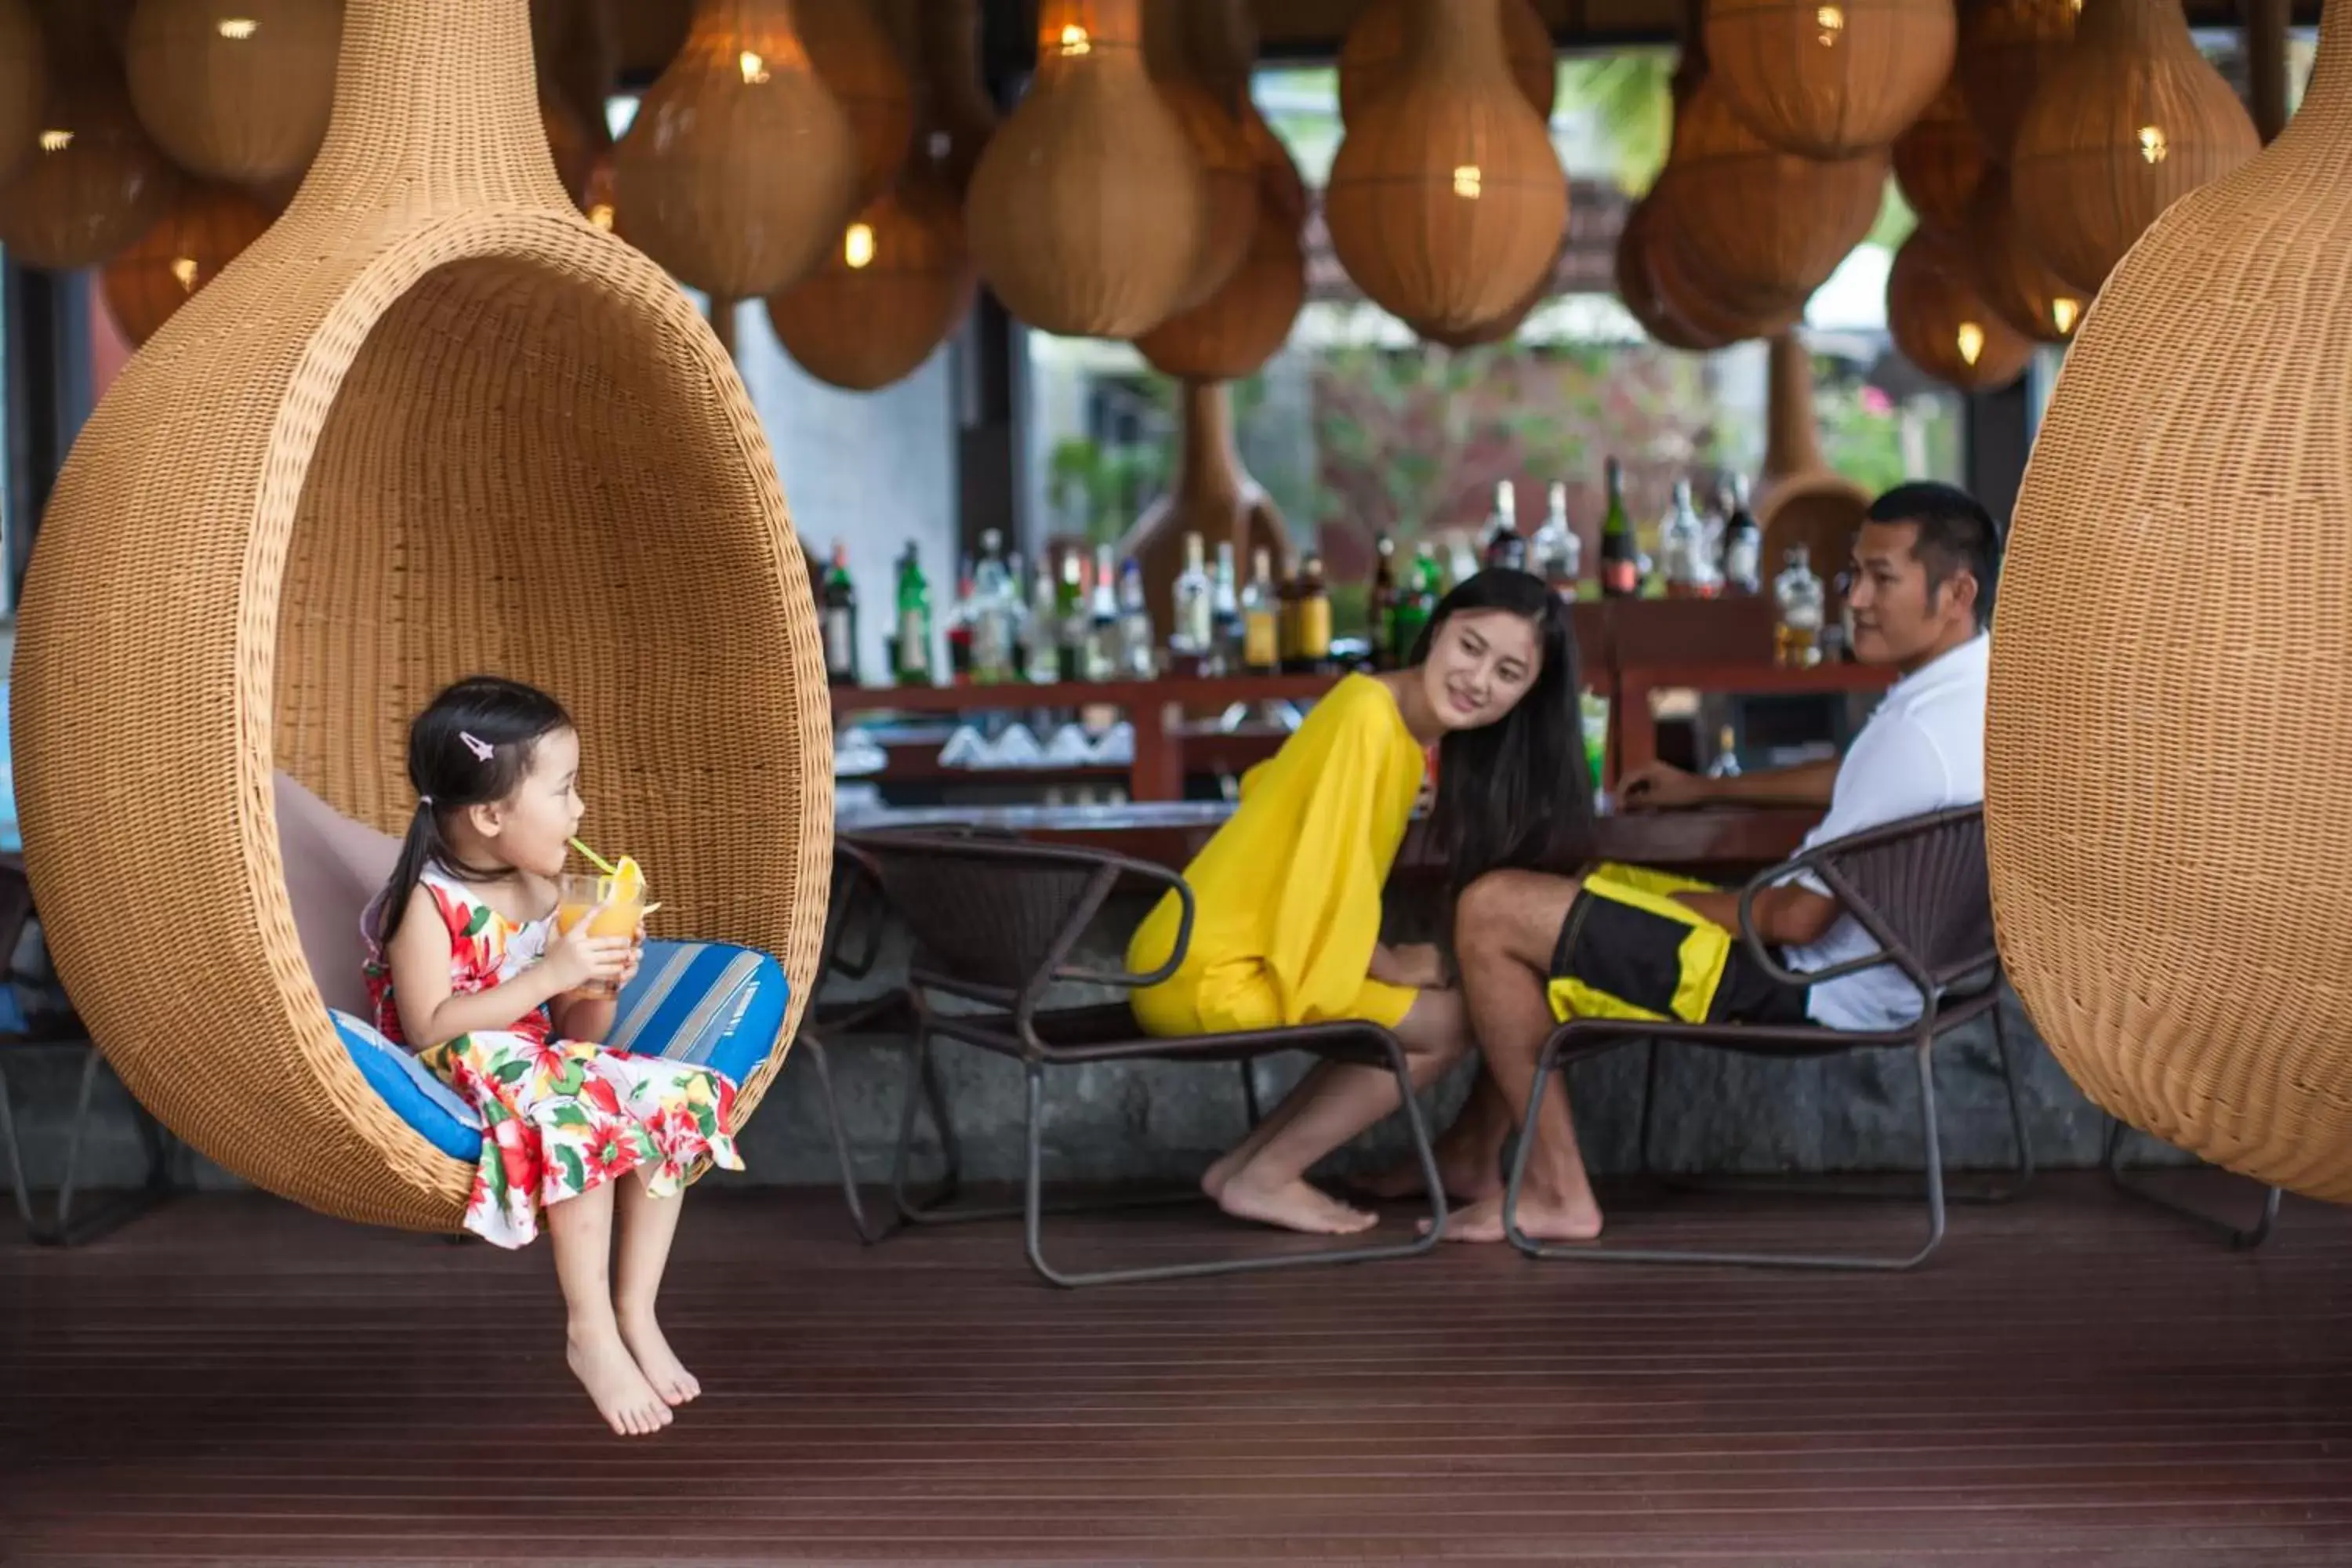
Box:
(372, 797, 453, 946)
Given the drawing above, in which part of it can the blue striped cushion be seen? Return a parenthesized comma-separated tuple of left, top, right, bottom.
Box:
(335, 939, 789, 1162)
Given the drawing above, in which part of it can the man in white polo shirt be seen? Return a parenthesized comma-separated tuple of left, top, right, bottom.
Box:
(1428, 482, 1998, 1244)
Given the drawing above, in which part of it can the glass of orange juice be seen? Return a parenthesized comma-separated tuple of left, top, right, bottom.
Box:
(555, 870, 644, 997)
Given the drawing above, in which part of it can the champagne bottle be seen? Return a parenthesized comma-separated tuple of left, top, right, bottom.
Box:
(822, 539, 858, 687)
(891, 541, 932, 687)
(1719, 474, 1763, 596)
(1482, 480, 1526, 572)
(1391, 543, 1439, 664)
(1599, 457, 1639, 598)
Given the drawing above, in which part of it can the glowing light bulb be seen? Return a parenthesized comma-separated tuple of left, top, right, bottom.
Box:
(1956, 321, 1986, 367)
(588, 201, 615, 232)
(170, 256, 200, 292)
(1058, 24, 1091, 56)
(216, 16, 258, 40)
(2137, 125, 2168, 163)
(1815, 5, 1845, 44)
(38, 129, 71, 153)
(844, 223, 876, 268)
(1452, 165, 1483, 198)
(2052, 296, 2082, 335)
(739, 49, 770, 85)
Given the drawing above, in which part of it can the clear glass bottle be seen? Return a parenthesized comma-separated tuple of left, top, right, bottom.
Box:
(1660, 479, 1714, 598)
(1241, 548, 1279, 674)
(1530, 481, 1581, 600)
(1773, 545, 1826, 668)
(1118, 558, 1157, 678)
(1209, 541, 1242, 674)
(1171, 531, 1214, 657)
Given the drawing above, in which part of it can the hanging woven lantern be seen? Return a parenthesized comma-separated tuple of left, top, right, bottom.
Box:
(1635, 187, 1807, 350)
(1137, 180, 1303, 381)
(765, 172, 971, 390)
(1243, 100, 1306, 227)
(614, 0, 857, 300)
(1338, 0, 1556, 128)
(1966, 167, 2085, 342)
(1885, 227, 2032, 389)
(1989, 0, 2352, 1203)
(2009, 0, 2259, 294)
(1955, 0, 2078, 162)
(798, 0, 915, 209)
(1653, 72, 1887, 318)
(1616, 195, 1719, 352)
(1324, 0, 1566, 336)
(0, 0, 42, 191)
(1704, 0, 1955, 158)
(122, 0, 340, 185)
(541, 76, 597, 205)
(911, 0, 996, 195)
(1893, 78, 1986, 241)
(965, 0, 1205, 339)
(1414, 272, 1548, 350)
(99, 180, 271, 347)
(1143, 0, 1255, 310)
(0, 43, 181, 273)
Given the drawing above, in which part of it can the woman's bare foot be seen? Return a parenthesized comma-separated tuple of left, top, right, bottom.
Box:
(567, 1323, 674, 1436)
(617, 1308, 702, 1407)
(1421, 1192, 1604, 1244)
(1200, 1145, 1250, 1203)
(1216, 1165, 1381, 1236)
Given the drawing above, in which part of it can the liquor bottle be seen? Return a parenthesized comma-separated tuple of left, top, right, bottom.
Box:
(1482, 481, 1526, 572)
(1368, 533, 1399, 670)
(1659, 479, 1714, 599)
(1242, 548, 1280, 674)
(1023, 551, 1061, 685)
(1446, 530, 1480, 591)
(1391, 542, 1439, 663)
(891, 540, 932, 686)
(944, 556, 976, 682)
(972, 532, 1014, 684)
(1289, 553, 1334, 673)
(1719, 474, 1763, 596)
(1086, 543, 1120, 681)
(1118, 558, 1157, 678)
(1057, 549, 1087, 682)
(1707, 724, 1742, 779)
(1529, 481, 1581, 601)
(1170, 531, 1214, 659)
(1598, 457, 1639, 598)
(822, 539, 858, 686)
(1209, 541, 1242, 675)
(1773, 545, 1826, 668)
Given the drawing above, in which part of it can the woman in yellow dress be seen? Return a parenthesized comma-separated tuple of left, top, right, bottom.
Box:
(1127, 570, 1592, 1235)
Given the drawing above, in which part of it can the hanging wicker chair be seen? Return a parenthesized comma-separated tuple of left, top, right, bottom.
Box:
(9, 0, 833, 1233)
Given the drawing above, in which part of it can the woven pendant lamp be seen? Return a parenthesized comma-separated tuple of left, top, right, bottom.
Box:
(1955, 0, 2078, 163)
(0, 24, 181, 273)
(1324, 0, 1566, 336)
(1243, 100, 1307, 227)
(1338, 0, 1557, 129)
(798, 0, 915, 209)
(965, 0, 1205, 339)
(1137, 162, 1304, 379)
(0, 0, 42, 190)
(1617, 195, 1721, 351)
(99, 180, 271, 346)
(2009, 0, 2259, 294)
(1414, 245, 1555, 349)
(1704, 0, 1954, 158)
(1966, 166, 2085, 342)
(1142, 0, 1255, 310)
(912, 0, 996, 196)
(765, 175, 971, 390)
(122, 0, 340, 185)
(1885, 227, 2033, 389)
(1893, 78, 1987, 240)
(614, 0, 858, 300)
(13, 0, 830, 1233)
(1989, 0, 2352, 1205)
(540, 76, 598, 205)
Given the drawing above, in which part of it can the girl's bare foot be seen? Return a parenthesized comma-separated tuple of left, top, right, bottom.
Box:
(618, 1308, 702, 1406)
(1421, 1192, 1604, 1244)
(1216, 1165, 1381, 1236)
(568, 1324, 674, 1436)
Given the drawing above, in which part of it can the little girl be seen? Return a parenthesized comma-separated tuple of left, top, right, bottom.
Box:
(365, 675, 744, 1438)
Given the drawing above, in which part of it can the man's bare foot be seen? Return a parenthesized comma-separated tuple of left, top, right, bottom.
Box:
(1217, 1167, 1381, 1236)
(1355, 1147, 1504, 1203)
(567, 1323, 674, 1436)
(1421, 1192, 1604, 1244)
(617, 1308, 702, 1407)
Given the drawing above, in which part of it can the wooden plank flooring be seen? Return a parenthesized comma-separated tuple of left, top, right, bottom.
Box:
(4, 1173, 2350, 1566)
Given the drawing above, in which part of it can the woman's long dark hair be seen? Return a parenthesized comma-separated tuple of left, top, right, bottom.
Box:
(1414, 570, 1596, 901)
(370, 676, 574, 945)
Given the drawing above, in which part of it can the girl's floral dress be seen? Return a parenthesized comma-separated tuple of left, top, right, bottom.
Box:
(364, 866, 742, 1249)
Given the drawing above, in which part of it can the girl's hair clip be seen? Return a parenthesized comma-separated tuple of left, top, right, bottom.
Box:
(458, 731, 495, 762)
(418, 793, 435, 808)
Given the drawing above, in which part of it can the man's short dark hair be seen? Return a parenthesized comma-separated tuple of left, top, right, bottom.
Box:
(1866, 481, 2002, 630)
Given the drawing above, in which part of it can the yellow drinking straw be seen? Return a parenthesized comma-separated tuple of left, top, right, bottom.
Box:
(569, 837, 618, 875)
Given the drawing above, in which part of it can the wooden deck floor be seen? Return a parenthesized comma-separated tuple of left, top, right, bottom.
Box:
(4, 1173, 2350, 1566)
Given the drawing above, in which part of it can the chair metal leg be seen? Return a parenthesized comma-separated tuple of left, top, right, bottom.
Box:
(0, 1058, 39, 1237)
(2103, 1119, 2281, 1250)
(1240, 1059, 1264, 1131)
(1506, 1035, 1947, 1271)
(4, 1047, 176, 1247)
(1023, 1034, 1448, 1288)
(800, 1034, 887, 1245)
(887, 1027, 968, 1225)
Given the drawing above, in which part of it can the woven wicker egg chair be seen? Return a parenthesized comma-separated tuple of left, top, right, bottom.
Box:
(10, 0, 832, 1234)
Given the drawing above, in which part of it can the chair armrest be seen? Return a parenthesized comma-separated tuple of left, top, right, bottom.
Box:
(1052, 853, 1196, 993)
(1730, 806, 1988, 1001)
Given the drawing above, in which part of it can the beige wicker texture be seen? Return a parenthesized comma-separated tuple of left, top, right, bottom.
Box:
(910, 0, 996, 195)
(1144, 0, 1256, 311)
(99, 180, 272, 346)
(1337, 0, 1557, 128)
(1893, 78, 1986, 240)
(2009, 0, 2259, 294)
(11, 0, 832, 1234)
(123, 0, 340, 185)
(799, 0, 915, 209)
(1753, 329, 1871, 578)
(1988, 0, 2352, 1205)
(1654, 71, 1887, 316)
(613, 0, 857, 300)
(1704, 0, 1955, 158)
(0, 37, 181, 272)
(1137, 180, 1304, 381)
(0, 0, 42, 190)
(765, 175, 973, 390)
(1955, 0, 2078, 163)
(1885, 227, 2033, 389)
(1966, 167, 2084, 342)
(965, 0, 1204, 339)
(1324, 0, 1566, 337)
